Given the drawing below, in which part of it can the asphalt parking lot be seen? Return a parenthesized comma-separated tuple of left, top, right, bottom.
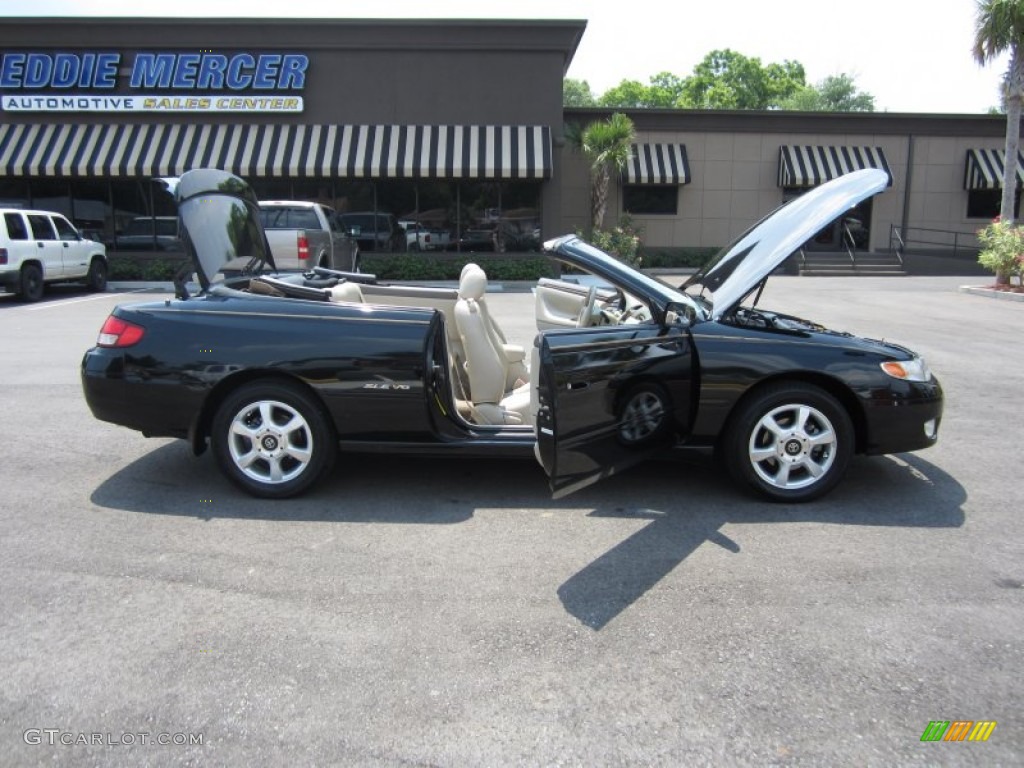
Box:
(0, 276, 1021, 766)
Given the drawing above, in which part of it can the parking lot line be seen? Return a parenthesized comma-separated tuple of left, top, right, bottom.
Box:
(23, 288, 154, 311)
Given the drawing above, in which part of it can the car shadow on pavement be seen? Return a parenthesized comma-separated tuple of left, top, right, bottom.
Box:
(558, 452, 966, 629)
(90, 444, 965, 630)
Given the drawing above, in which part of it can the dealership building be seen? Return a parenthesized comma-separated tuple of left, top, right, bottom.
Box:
(0, 17, 1013, 272)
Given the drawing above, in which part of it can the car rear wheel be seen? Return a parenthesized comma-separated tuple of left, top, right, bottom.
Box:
(211, 381, 336, 498)
(18, 263, 44, 302)
(725, 383, 852, 502)
(86, 259, 107, 292)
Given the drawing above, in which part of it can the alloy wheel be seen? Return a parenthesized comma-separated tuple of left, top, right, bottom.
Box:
(747, 402, 837, 491)
(227, 399, 314, 484)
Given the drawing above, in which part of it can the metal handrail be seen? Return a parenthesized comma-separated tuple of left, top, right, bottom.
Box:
(890, 224, 980, 261)
(842, 223, 857, 266)
(889, 226, 905, 266)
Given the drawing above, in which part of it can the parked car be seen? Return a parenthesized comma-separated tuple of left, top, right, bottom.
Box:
(458, 226, 496, 252)
(337, 212, 404, 253)
(1, 208, 108, 301)
(258, 201, 360, 272)
(82, 168, 942, 502)
(113, 216, 182, 252)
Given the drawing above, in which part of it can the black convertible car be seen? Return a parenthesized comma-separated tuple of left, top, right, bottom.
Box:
(82, 168, 942, 502)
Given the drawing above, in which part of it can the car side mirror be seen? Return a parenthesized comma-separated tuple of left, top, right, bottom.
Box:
(348, 226, 361, 236)
(664, 302, 693, 328)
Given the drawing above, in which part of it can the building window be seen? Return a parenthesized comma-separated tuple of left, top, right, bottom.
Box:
(0, 179, 29, 209)
(623, 185, 678, 215)
(967, 188, 1021, 219)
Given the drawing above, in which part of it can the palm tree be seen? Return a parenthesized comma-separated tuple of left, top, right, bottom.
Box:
(569, 113, 636, 232)
(974, 0, 1024, 226)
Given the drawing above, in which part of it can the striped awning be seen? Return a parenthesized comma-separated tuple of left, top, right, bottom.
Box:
(623, 143, 690, 184)
(0, 123, 552, 180)
(964, 148, 1024, 189)
(778, 145, 892, 188)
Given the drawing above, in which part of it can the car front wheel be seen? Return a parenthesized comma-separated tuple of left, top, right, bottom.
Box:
(86, 259, 107, 292)
(725, 383, 852, 502)
(211, 381, 336, 498)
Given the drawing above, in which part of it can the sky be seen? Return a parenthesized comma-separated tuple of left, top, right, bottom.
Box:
(0, 0, 1006, 114)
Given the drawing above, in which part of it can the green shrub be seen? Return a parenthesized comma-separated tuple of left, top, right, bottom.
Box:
(108, 257, 187, 281)
(585, 215, 643, 268)
(638, 247, 719, 269)
(141, 259, 188, 281)
(977, 218, 1024, 286)
(107, 257, 143, 280)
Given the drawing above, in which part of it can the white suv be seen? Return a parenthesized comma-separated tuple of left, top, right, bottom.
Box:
(0, 209, 108, 302)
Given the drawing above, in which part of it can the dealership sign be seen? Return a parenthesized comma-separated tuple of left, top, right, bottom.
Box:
(0, 51, 308, 113)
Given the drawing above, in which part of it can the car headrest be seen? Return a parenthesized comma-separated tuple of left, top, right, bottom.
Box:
(458, 265, 487, 301)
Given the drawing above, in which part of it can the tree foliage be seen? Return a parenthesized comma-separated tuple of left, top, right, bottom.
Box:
(598, 79, 656, 108)
(564, 50, 877, 113)
(678, 49, 805, 109)
(566, 113, 636, 231)
(780, 74, 876, 112)
(563, 78, 597, 107)
(974, 0, 1024, 231)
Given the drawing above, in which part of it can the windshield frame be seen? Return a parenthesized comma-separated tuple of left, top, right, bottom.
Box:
(547, 236, 709, 324)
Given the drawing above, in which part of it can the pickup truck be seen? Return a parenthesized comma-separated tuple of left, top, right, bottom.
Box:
(258, 201, 360, 271)
(399, 220, 452, 252)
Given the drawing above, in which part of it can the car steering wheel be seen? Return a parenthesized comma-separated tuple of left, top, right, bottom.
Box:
(577, 285, 598, 327)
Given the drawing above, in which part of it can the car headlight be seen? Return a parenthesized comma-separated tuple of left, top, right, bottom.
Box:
(880, 357, 932, 382)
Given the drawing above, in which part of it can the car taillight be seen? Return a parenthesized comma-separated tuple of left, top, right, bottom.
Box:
(97, 315, 145, 348)
(424, 234, 431, 244)
(297, 231, 309, 261)
(0, 247, 7, 265)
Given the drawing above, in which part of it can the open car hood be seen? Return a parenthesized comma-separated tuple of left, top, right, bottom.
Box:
(174, 169, 276, 290)
(683, 168, 890, 320)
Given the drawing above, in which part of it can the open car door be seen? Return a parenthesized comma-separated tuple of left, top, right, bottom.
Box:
(534, 322, 693, 498)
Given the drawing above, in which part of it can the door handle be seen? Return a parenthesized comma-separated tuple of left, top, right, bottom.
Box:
(37, 242, 44, 247)
(567, 381, 589, 391)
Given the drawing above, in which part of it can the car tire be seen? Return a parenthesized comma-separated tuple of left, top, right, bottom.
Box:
(86, 258, 108, 292)
(724, 382, 853, 503)
(18, 263, 44, 302)
(617, 382, 671, 447)
(211, 381, 336, 499)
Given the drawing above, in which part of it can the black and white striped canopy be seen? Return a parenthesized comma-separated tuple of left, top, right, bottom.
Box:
(964, 148, 1024, 189)
(778, 145, 892, 188)
(0, 123, 552, 180)
(622, 143, 690, 184)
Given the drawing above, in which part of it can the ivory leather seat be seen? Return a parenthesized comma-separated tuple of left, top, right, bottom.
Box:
(454, 266, 532, 425)
(459, 263, 529, 391)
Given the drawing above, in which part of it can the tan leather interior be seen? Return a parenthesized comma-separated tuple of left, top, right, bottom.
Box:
(454, 266, 532, 426)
